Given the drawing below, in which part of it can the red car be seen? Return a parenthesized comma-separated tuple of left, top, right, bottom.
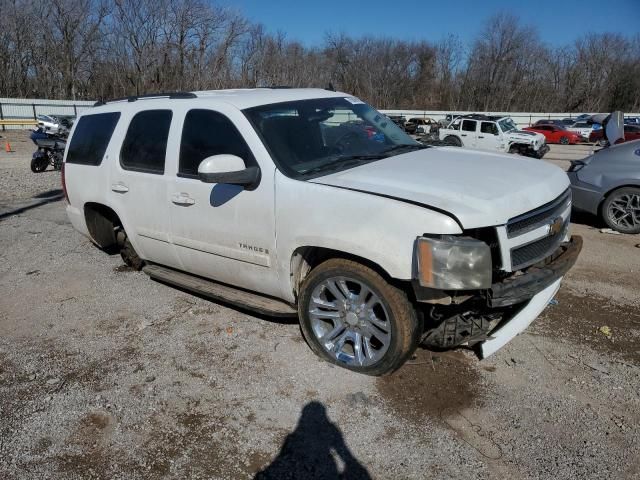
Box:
(523, 125, 583, 144)
(590, 125, 640, 144)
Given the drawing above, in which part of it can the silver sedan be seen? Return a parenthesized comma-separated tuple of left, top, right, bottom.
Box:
(568, 139, 640, 234)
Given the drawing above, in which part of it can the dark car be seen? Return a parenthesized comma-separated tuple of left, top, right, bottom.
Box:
(568, 139, 640, 233)
(534, 119, 566, 128)
(385, 115, 406, 128)
(590, 125, 640, 145)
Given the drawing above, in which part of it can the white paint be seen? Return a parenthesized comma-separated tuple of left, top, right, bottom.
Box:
(63, 88, 575, 359)
(479, 279, 562, 358)
(312, 147, 569, 229)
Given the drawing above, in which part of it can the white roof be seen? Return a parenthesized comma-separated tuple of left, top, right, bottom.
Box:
(191, 88, 348, 109)
(90, 88, 350, 113)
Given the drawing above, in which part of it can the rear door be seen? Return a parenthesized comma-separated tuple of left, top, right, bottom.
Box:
(108, 108, 181, 269)
(476, 121, 502, 151)
(167, 106, 279, 297)
(460, 119, 477, 148)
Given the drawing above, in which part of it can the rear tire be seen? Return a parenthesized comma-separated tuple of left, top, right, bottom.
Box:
(601, 187, 640, 234)
(560, 136, 569, 145)
(298, 258, 421, 376)
(120, 235, 145, 270)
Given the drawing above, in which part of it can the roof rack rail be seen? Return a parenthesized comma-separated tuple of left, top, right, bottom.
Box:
(94, 91, 196, 107)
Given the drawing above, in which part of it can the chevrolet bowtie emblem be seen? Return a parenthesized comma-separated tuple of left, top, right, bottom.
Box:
(549, 217, 564, 236)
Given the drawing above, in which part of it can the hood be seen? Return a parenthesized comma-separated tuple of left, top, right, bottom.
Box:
(310, 147, 569, 229)
(507, 130, 544, 142)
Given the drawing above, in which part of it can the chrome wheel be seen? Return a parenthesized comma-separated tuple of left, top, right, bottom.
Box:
(308, 276, 391, 367)
(607, 192, 640, 231)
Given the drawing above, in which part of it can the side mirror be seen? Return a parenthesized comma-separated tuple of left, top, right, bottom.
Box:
(198, 154, 260, 188)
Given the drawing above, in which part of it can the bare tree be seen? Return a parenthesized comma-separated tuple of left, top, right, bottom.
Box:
(0, 4, 638, 113)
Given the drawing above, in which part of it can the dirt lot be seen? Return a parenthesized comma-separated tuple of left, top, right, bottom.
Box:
(1, 131, 639, 479)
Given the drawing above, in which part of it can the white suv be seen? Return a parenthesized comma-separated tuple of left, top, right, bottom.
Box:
(439, 115, 549, 158)
(63, 89, 581, 375)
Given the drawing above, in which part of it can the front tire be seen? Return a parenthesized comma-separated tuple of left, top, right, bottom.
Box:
(602, 187, 640, 234)
(30, 156, 48, 173)
(298, 258, 421, 376)
(444, 135, 462, 147)
(560, 136, 569, 145)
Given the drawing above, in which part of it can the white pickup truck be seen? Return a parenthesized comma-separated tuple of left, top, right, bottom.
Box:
(439, 114, 550, 158)
(63, 89, 580, 375)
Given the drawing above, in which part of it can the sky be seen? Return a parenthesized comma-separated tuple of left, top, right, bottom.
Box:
(219, 0, 640, 46)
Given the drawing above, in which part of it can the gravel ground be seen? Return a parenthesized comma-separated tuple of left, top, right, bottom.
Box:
(1, 131, 639, 479)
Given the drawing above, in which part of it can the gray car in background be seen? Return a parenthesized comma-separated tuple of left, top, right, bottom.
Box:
(568, 139, 640, 233)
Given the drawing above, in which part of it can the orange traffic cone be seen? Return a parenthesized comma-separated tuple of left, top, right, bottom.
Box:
(5, 142, 13, 153)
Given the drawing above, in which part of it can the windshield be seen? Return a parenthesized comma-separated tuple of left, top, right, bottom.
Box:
(244, 97, 421, 178)
(498, 118, 518, 132)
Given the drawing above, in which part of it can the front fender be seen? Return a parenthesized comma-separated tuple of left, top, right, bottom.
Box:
(274, 172, 462, 302)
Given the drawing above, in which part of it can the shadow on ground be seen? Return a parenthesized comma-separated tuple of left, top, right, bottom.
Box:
(33, 188, 63, 199)
(0, 193, 64, 220)
(255, 401, 372, 480)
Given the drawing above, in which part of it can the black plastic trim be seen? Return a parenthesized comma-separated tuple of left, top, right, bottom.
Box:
(489, 235, 582, 307)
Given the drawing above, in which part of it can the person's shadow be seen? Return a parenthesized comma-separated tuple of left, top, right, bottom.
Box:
(255, 401, 372, 480)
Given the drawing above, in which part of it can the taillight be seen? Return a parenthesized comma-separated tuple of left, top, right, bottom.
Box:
(61, 163, 69, 203)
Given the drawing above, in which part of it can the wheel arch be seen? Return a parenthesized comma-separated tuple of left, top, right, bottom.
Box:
(443, 134, 462, 146)
(597, 183, 640, 214)
(290, 246, 400, 301)
(83, 202, 123, 250)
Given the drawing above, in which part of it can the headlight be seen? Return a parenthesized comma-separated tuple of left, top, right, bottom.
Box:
(416, 236, 492, 290)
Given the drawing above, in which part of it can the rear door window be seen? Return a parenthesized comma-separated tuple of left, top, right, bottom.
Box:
(178, 109, 254, 178)
(120, 110, 172, 174)
(66, 112, 121, 166)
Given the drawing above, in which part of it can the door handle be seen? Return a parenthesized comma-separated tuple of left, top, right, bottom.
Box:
(171, 194, 196, 206)
(111, 183, 129, 193)
(461, 134, 467, 137)
(478, 136, 485, 138)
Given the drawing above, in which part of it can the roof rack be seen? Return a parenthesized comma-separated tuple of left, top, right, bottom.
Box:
(94, 91, 196, 107)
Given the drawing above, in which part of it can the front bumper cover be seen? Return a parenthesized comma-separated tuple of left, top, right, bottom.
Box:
(488, 235, 582, 308)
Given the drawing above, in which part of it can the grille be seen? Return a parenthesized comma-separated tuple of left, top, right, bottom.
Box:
(510, 220, 569, 270)
(507, 189, 571, 238)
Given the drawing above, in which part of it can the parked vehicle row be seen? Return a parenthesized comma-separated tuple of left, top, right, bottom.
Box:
(62, 88, 580, 375)
(438, 114, 549, 158)
(36, 114, 75, 134)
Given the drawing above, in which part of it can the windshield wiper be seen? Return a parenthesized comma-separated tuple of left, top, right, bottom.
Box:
(382, 143, 429, 155)
(301, 154, 385, 176)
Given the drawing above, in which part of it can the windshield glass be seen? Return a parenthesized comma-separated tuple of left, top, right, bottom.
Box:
(498, 118, 518, 132)
(244, 97, 421, 178)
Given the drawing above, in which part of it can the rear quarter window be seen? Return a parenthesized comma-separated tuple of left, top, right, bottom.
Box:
(66, 112, 121, 166)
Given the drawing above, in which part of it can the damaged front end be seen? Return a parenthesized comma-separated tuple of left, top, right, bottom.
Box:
(413, 188, 582, 357)
(416, 236, 581, 354)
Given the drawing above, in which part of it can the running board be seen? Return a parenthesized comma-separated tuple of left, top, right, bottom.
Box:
(142, 264, 298, 317)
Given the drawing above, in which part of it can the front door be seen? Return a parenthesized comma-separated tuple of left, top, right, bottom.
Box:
(167, 107, 279, 297)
